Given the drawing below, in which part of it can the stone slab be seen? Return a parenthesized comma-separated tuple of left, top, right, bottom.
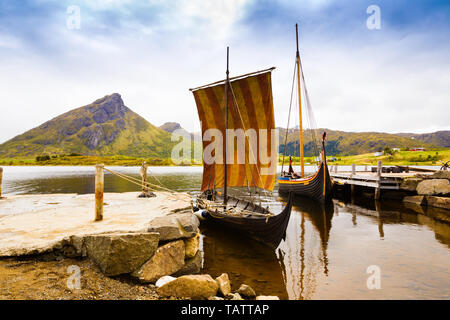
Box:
(0, 191, 191, 256)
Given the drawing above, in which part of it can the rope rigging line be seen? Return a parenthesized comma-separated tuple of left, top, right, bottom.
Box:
(299, 56, 321, 165)
(281, 60, 298, 173)
(103, 167, 175, 193)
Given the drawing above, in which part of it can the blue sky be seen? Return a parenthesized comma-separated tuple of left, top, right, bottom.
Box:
(0, 0, 449, 143)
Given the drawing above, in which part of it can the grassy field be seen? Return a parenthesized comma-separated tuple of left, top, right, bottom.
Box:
(1, 149, 449, 167)
(279, 149, 450, 166)
(0, 154, 201, 166)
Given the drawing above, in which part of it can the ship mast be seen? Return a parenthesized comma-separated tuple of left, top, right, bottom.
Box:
(224, 46, 229, 204)
(296, 24, 305, 178)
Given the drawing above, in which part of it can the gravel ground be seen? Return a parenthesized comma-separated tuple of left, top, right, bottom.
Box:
(0, 256, 166, 300)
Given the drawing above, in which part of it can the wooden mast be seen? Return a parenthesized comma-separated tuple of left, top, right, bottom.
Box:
(224, 46, 229, 204)
(296, 24, 304, 178)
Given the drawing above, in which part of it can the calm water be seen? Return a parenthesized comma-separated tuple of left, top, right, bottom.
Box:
(1, 166, 449, 299)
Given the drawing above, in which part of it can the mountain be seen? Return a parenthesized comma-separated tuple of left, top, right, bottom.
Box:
(0, 93, 175, 158)
(278, 128, 447, 157)
(394, 131, 450, 148)
(159, 122, 183, 133)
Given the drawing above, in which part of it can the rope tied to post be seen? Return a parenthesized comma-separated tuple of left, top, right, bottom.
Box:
(103, 166, 175, 194)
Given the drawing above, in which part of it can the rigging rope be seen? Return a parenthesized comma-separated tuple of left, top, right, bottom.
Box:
(103, 167, 175, 193)
(299, 56, 321, 165)
(281, 60, 298, 173)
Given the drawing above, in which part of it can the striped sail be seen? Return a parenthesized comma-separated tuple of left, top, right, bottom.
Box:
(192, 70, 277, 192)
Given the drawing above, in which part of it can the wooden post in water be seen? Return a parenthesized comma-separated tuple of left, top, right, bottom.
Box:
(365, 165, 368, 172)
(141, 162, 148, 195)
(351, 164, 356, 195)
(375, 161, 382, 200)
(0, 167, 3, 198)
(95, 164, 104, 221)
(335, 165, 338, 173)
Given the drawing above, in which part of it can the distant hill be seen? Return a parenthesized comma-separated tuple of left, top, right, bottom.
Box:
(278, 128, 447, 157)
(159, 122, 183, 133)
(0, 93, 175, 158)
(394, 131, 450, 148)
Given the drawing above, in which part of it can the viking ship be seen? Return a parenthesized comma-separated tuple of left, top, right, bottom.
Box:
(277, 24, 334, 203)
(190, 48, 293, 249)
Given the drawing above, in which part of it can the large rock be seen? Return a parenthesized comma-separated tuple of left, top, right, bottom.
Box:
(400, 178, 423, 192)
(131, 240, 185, 283)
(84, 232, 159, 276)
(172, 251, 202, 277)
(148, 212, 199, 241)
(426, 196, 450, 210)
(157, 274, 219, 299)
(416, 179, 450, 196)
(215, 273, 231, 296)
(430, 171, 450, 180)
(403, 196, 426, 206)
(184, 231, 200, 259)
(237, 284, 256, 298)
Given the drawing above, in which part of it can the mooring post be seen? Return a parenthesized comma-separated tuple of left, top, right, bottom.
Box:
(375, 160, 382, 200)
(0, 167, 3, 198)
(335, 165, 338, 173)
(95, 164, 104, 221)
(351, 164, 356, 175)
(141, 162, 148, 194)
(365, 165, 368, 172)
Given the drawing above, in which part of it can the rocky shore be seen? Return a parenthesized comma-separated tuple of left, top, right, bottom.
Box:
(401, 171, 450, 222)
(0, 191, 279, 300)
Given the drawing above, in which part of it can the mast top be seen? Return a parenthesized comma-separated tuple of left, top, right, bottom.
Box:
(295, 23, 299, 56)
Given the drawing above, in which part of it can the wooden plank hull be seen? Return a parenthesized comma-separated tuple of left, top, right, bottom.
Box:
(198, 193, 293, 248)
(278, 161, 333, 203)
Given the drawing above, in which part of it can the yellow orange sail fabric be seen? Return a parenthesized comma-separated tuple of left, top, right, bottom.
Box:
(192, 70, 276, 192)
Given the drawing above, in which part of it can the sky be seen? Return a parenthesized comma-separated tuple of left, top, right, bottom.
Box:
(0, 0, 449, 143)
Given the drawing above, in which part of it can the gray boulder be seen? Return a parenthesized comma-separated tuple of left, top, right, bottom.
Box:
(172, 250, 202, 277)
(84, 232, 159, 276)
(131, 240, 185, 283)
(157, 274, 219, 299)
(148, 212, 199, 241)
(416, 179, 450, 196)
(237, 284, 256, 298)
(215, 273, 231, 296)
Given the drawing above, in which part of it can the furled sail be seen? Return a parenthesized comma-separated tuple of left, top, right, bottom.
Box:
(191, 68, 277, 192)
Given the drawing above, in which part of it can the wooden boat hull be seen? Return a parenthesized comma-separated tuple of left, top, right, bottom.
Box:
(277, 160, 333, 203)
(198, 193, 293, 248)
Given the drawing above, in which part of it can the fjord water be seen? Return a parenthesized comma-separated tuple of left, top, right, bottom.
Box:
(1, 166, 449, 299)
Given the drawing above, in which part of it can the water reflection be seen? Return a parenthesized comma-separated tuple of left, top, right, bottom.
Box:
(201, 222, 289, 299)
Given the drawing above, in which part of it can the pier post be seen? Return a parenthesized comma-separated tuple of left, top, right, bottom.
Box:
(95, 164, 104, 221)
(351, 164, 356, 175)
(365, 165, 368, 172)
(335, 165, 338, 173)
(375, 161, 382, 200)
(0, 167, 3, 198)
(141, 162, 148, 195)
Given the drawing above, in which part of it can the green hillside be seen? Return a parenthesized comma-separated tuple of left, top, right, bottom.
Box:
(278, 128, 443, 157)
(0, 93, 176, 158)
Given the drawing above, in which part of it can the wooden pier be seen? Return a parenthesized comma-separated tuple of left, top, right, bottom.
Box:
(329, 161, 435, 199)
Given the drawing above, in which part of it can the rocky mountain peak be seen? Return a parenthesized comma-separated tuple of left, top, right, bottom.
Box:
(160, 122, 182, 133)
